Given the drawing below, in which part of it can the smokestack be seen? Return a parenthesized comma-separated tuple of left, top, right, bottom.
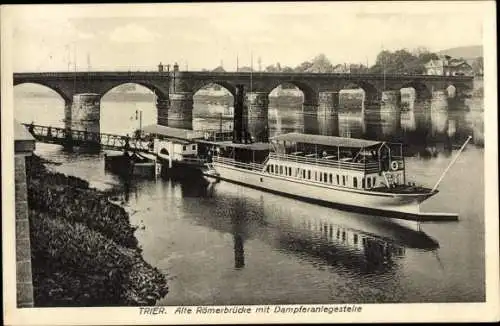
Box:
(233, 85, 245, 143)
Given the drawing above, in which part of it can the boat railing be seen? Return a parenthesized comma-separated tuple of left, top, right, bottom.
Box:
(268, 152, 380, 173)
(195, 129, 234, 142)
(212, 156, 264, 171)
(181, 156, 208, 165)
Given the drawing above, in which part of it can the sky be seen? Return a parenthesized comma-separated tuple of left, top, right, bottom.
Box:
(5, 2, 489, 72)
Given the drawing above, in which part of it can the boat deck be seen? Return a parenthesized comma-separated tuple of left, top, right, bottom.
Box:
(370, 185, 436, 194)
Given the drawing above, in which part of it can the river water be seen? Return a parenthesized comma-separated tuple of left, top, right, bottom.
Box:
(14, 90, 485, 304)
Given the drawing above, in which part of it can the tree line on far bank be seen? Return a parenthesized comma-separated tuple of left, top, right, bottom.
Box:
(207, 47, 483, 76)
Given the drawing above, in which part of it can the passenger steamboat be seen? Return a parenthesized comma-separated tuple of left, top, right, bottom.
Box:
(201, 132, 471, 218)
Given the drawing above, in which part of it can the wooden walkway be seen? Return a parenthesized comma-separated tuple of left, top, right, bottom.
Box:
(22, 123, 153, 153)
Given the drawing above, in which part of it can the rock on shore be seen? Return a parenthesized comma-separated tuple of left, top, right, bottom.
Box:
(26, 155, 169, 306)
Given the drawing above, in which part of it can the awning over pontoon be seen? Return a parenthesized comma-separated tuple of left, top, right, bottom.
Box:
(142, 124, 202, 141)
(271, 133, 382, 148)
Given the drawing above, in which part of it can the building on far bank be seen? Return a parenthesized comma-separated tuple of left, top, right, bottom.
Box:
(424, 55, 473, 76)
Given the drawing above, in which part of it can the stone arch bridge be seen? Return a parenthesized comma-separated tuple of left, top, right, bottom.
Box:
(14, 71, 473, 139)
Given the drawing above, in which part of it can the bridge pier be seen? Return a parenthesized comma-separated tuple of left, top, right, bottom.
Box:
(302, 102, 319, 134)
(156, 97, 170, 126)
(318, 91, 339, 116)
(378, 90, 402, 138)
(316, 92, 339, 136)
(168, 92, 193, 129)
(245, 92, 269, 142)
(64, 93, 101, 148)
(430, 90, 449, 135)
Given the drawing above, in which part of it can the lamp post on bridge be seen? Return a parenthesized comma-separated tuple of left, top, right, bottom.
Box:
(135, 109, 143, 139)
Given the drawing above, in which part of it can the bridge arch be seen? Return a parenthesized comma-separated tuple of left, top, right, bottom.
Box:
(444, 82, 472, 99)
(13, 83, 67, 128)
(99, 81, 169, 100)
(265, 80, 317, 107)
(191, 82, 236, 131)
(100, 83, 159, 135)
(191, 80, 237, 98)
(400, 81, 432, 100)
(13, 81, 72, 103)
(341, 81, 379, 101)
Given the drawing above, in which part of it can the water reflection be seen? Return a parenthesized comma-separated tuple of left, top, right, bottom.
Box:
(143, 178, 440, 276)
(191, 96, 482, 157)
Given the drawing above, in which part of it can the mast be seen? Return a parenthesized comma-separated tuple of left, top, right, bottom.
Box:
(73, 44, 77, 94)
(382, 43, 386, 91)
(250, 51, 253, 92)
(431, 136, 472, 192)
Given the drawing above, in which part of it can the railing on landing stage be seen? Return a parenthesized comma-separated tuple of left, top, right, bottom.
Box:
(22, 123, 153, 153)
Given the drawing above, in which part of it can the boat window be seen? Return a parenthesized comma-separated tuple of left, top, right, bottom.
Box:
(319, 172, 322, 182)
(191, 145, 196, 150)
(289, 167, 292, 176)
(279, 165, 283, 175)
(367, 177, 372, 188)
(329, 173, 333, 183)
(182, 145, 187, 151)
(315, 171, 318, 181)
(270, 165, 274, 173)
(342, 175, 346, 186)
(302, 170, 306, 178)
(323, 173, 328, 183)
(308, 170, 311, 180)
(336, 174, 340, 184)
(353, 177, 358, 188)
(373, 177, 376, 187)
(362, 177, 365, 188)
(275, 164, 278, 174)
(342, 231, 346, 240)
(353, 234, 358, 244)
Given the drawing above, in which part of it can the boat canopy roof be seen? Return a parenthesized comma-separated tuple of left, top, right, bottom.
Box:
(199, 140, 271, 151)
(142, 124, 202, 141)
(271, 133, 383, 149)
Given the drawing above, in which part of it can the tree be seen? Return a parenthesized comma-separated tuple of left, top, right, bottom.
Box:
(294, 61, 313, 72)
(265, 64, 279, 72)
(306, 53, 334, 73)
(238, 66, 254, 72)
(212, 66, 226, 72)
(369, 48, 438, 74)
(281, 66, 294, 73)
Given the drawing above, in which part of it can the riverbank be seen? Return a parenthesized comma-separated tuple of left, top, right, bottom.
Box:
(25, 154, 169, 306)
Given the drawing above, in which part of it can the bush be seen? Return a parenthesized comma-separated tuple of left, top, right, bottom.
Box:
(26, 155, 138, 249)
(30, 210, 168, 306)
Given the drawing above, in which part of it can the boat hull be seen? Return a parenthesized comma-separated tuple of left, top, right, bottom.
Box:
(206, 163, 436, 218)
